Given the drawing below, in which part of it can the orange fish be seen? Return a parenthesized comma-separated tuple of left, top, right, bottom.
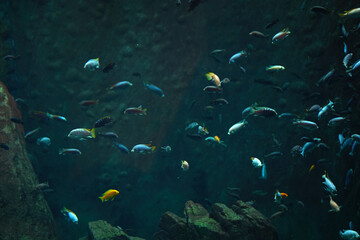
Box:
(280, 192, 288, 198)
(99, 189, 119, 203)
(309, 164, 316, 173)
(205, 72, 221, 87)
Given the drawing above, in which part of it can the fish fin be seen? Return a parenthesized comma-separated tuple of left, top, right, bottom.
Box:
(151, 146, 156, 152)
(99, 196, 104, 203)
(90, 128, 96, 138)
(339, 12, 347, 17)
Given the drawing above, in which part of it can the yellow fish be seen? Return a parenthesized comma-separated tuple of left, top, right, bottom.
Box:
(265, 65, 285, 71)
(99, 189, 119, 203)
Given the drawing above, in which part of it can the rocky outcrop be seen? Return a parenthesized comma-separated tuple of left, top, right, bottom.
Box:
(0, 82, 57, 240)
(81, 220, 145, 240)
(154, 200, 278, 240)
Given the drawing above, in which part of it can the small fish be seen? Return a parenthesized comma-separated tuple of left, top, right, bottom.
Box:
(24, 127, 40, 139)
(346, 59, 360, 73)
(2, 54, 20, 61)
(264, 151, 283, 158)
(185, 122, 199, 131)
(310, 6, 330, 14)
(349, 141, 359, 156)
(94, 116, 113, 128)
(339, 8, 360, 17)
(68, 128, 96, 140)
(84, 58, 100, 70)
(161, 146, 172, 152)
(328, 117, 347, 126)
(203, 85, 222, 93)
(328, 196, 341, 212)
(343, 53, 353, 69)
(316, 69, 335, 86)
(211, 98, 229, 106)
(291, 145, 303, 156)
(205, 72, 221, 87)
(301, 142, 317, 157)
(344, 169, 353, 190)
(251, 157, 263, 168)
(306, 104, 322, 112)
(228, 119, 247, 135)
(272, 28, 291, 44)
(197, 126, 209, 135)
(113, 142, 129, 154)
(339, 230, 360, 240)
(32, 111, 67, 122)
(322, 172, 337, 196)
(79, 99, 99, 106)
(293, 120, 319, 130)
(61, 207, 78, 224)
(37, 137, 51, 146)
(107, 81, 133, 90)
(265, 65, 285, 71)
(274, 190, 288, 203)
(0, 143, 9, 150)
(102, 63, 115, 73)
(99, 189, 119, 202)
(265, 18, 279, 29)
(124, 106, 147, 115)
(229, 50, 247, 64)
(278, 113, 299, 119)
(144, 82, 165, 97)
(10, 117, 24, 124)
(210, 49, 226, 54)
(270, 210, 286, 220)
(318, 100, 334, 119)
(131, 144, 156, 153)
(251, 107, 278, 117)
(344, 42, 348, 54)
(35, 182, 50, 191)
(309, 164, 316, 173)
(59, 148, 81, 155)
(181, 160, 189, 171)
(249, 31, 268, 38)
(98, 132, 118, 139)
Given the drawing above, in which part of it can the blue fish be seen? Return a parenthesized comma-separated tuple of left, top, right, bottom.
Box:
(345, 169, 353, 190)
(349, 141, 359, 156)
(340, 138, 354, 155)
(113, 142, 129, 154)
(301, 142, 317, 157)
(144, 82, 165, 97)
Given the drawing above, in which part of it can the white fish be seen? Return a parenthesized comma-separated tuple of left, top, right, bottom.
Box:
(229, 50, 247, 64)
(318, 100, 334, 119)
(68, 128, 96, 140)
(343, 53, 353, 68)
(228, 119, 247, 135)
(322, 173, 337, 196)
(37, 137, 51, 146)
(316, 69, 335, 86)
(84, 58, 100, 70)
(251, 157, 263, 168)
(61, 207, 78, 224)
(185, 122, 199, 131)
(339, 230, 359, 240)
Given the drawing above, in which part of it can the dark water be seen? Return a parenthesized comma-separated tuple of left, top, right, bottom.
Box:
(1, 0, 360, 239)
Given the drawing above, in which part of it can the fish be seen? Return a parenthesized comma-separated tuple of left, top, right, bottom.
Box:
(251, 157, 263, 168)
(293, 120, 319, 130)
(61, 207, 78, 224)
(344, 169, 353, 190)
(229, 50, 247, 64)
(144, 82, 165, 97)
(228, 119, 247, 135)
(318, 100, 334, 119)
(265, 65, 285, 71)
(343, 53, 353, 69)
(316, 69, 335, 86)
(24, 127, 40, 139)
(102, 63, 115, 73)
(124, 106, 147, 115)
(94, 116, 113, 128)
(211, 98, 229, 106)
(339, 230, 360, 240)
(32, 111, 67, 122)
(59, 148, 82, 155)
(79, 100, 99, 106)
(107, 81, 133, 90)
(249, 31, 268, 38)
(344, 42, 348, 54)
(10, 117, 24, 124)
(161, 146, 172, 152)
(328, 117, 347, 126)
(306, 104, 322, 112)
(309, 164, 316, 173)
(2, 54, 20, 61)
(185, 122, 199, 131)
(0, 143, 9, 150)
(310, 6, 330, 14)
(210, 49, 226, 54)
(264, 151, 283, 158)
(98, 132, 119, 139)
(328, 196, 341, 212)
(278, 113, 299, 119)
(339, 8, 360, 17)
(35, 182, 50, 191)
(113, 142, 129, 154)
(322, 172, 337, 196)
(301, 142, 317, 157)
(67, 128, 96, 140)
(181, 160, 189, 171)
(203, 85, 222, 93)
(274, 190, 288, 204)
(37, 137, 51, 146)
(265, 19, 279, 29)
(197, 126, 209, 135)
(349, 141, 359, 156)
(260, 163, 267, 180)
(346, 59, 360, 74)
(270, 211, 286, 220)
(99, 189, 119, 202)
(131, 144, 156, 153)
(250, 107, 278, 117)
(205, 72, 221, 87)
(272, 28, 291, 44)
(84, 58, 100, 70)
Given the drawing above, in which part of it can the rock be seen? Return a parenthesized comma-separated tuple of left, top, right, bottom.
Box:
(88, 220, 145, 240)
(0, 82, 57, 240)
(154, 200, 278, 240)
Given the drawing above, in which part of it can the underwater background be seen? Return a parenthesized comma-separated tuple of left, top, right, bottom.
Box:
(1, 0, 360, 239)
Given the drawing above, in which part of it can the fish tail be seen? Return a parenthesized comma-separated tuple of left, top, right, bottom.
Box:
(99, 196, 104, 203)
(151, 146, 156, 152)
(90, 128, 96, 138)
(339, 12, 347, 17)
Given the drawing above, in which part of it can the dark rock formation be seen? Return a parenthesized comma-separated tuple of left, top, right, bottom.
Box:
(0, 82, 57, 240)
(82, 220, 145, 240)
(154, 200, 278, 240)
